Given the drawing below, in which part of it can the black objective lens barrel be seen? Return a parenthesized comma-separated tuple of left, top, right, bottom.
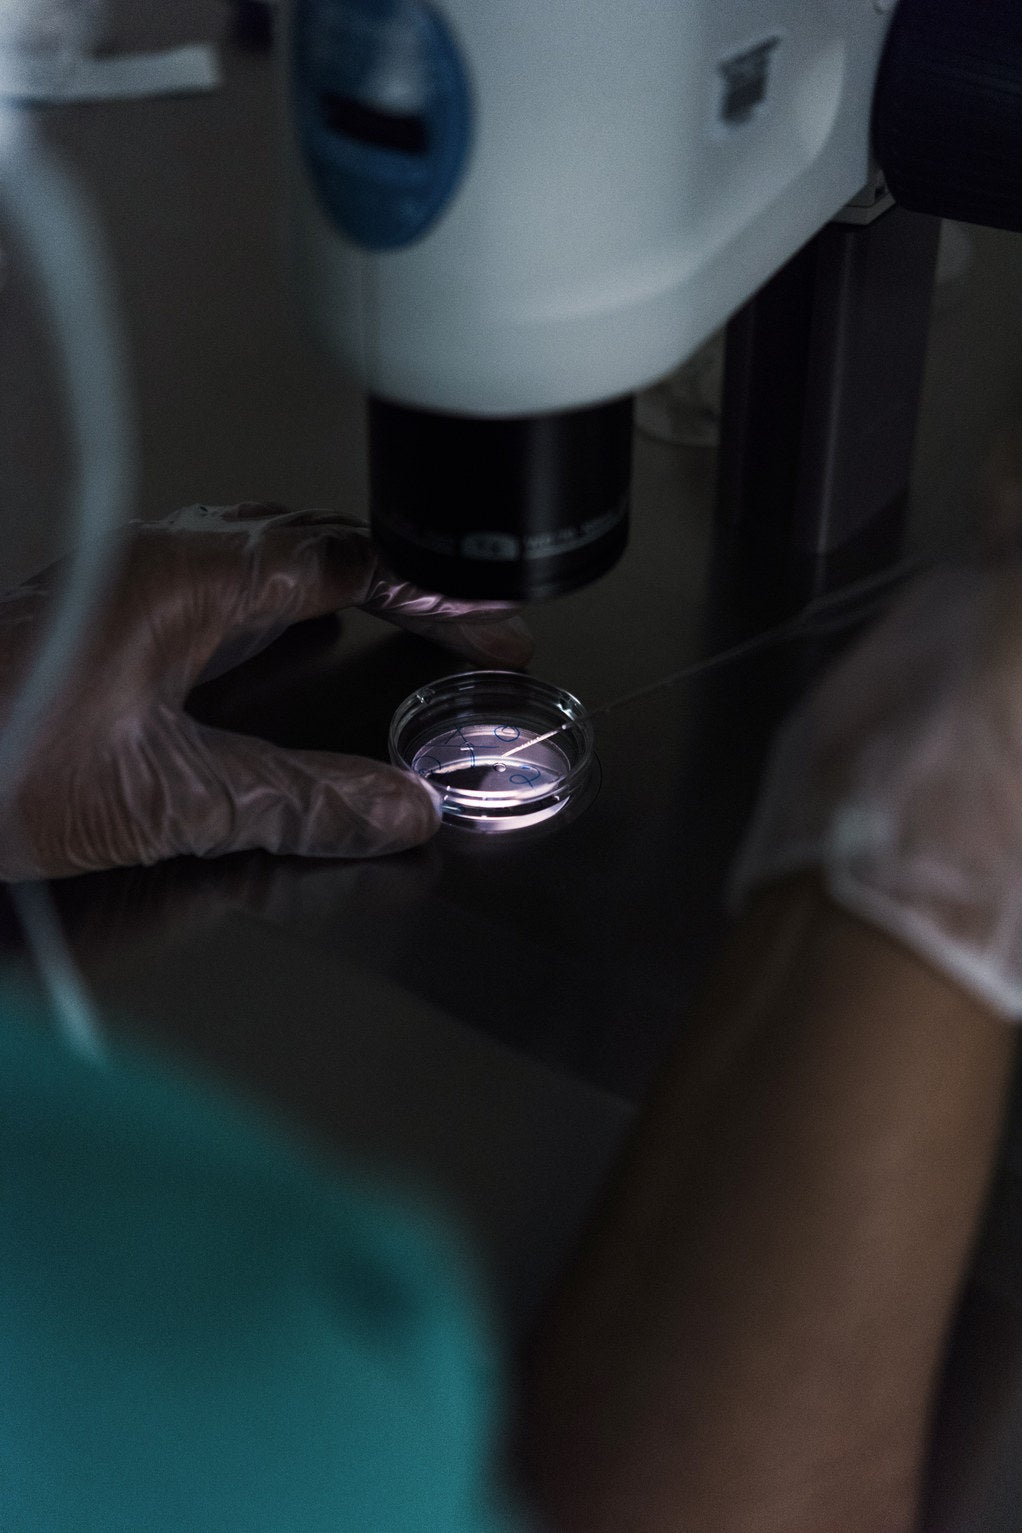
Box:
(368, 394, 634, 601)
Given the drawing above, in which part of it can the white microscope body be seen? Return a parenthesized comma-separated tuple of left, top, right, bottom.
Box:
(288, 0, 897, 418)
(286, 0, 904, 599)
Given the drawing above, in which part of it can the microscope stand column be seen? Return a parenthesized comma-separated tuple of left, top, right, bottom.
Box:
(712, 197, 942, 667)
(668, 199, 941, 1001)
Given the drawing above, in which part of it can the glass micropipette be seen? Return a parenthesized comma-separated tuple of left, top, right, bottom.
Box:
(440, 545, 947, 778)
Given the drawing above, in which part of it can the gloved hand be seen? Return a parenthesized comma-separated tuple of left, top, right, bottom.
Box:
(729, 555, 1022, 1019)
(0, 503, 533, 880)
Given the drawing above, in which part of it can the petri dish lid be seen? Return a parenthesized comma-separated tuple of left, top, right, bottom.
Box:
(389, 670, 598, 834)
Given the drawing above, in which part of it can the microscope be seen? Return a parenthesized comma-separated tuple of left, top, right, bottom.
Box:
(285, 0, 1022, 614)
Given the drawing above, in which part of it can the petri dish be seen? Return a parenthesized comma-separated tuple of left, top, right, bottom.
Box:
(389, 671, 598, 834)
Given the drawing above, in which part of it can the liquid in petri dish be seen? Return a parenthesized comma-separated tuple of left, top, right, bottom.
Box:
(411, 722, 569, 797)
(390, 671, 597, 834)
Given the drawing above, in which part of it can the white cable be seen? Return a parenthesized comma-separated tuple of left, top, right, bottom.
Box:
(0, 105, 134, 1059)
(12, 881, 106, 1061)
(0, 107, 134, 788)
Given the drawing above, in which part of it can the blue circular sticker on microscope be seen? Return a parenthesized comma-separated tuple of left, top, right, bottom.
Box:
(292, 0, 473, 250)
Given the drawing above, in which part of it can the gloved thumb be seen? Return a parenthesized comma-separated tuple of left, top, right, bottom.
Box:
(173, 722, 443, 861)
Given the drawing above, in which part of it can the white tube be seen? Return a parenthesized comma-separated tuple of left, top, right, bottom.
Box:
(0, 105, 135, 1059)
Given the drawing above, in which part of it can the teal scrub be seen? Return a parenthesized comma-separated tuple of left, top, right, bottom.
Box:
(0, 997, 532, 1532)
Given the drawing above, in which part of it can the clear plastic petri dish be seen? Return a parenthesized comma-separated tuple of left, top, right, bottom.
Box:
(389, 671, 598, 834)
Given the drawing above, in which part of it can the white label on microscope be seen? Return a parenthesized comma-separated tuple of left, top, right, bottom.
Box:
(523, 502, 626, 558)
(461, 532, 521, 561)
(715, 35, 782, 130)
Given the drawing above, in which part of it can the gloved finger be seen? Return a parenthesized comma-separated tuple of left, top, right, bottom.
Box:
(150, 507, 529, 685)
(358, 560, 522, 624)
(156, 502, 319, 537)
(199, 507, 527, 635)
(386, 611, 534, 668)
(211, 503, 370, 533)
(203, 525, 533, 673)
(148, 508, 356, 684)
(159, 502, 342, 531)
(174, 721, 444, 861)
(213, 502, 293, 522)
(145, 520, 376, 689)
(284, 506, 370, 530)
(162, 505, 522, 631)
(295, 508, 523, 615)
(354, 547, 533, 660)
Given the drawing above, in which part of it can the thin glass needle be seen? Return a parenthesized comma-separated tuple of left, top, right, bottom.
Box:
(425, 548, 948, 781)
(427, 750, 545, 778)
(497, 725, 565, 760)
(496, 551, 933, 763)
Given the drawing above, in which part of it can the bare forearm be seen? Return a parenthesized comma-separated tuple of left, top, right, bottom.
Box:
(514, 877, 1017, 1533)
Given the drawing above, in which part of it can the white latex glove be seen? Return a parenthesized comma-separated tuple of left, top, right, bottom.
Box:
(0, 503, 533, 879)
(729, 558, 1022, 1019)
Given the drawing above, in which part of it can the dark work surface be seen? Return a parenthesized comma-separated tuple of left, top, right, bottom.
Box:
(25, 597, 810, 1104)
(0, 562, 812, 1333)
(6, 588, 1022, 1532)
